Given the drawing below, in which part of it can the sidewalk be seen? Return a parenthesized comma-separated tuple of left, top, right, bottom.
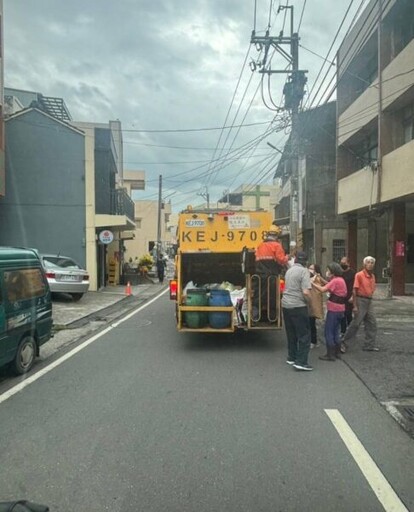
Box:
(52, 281, 166, 327)
(335, 283, 414, 438)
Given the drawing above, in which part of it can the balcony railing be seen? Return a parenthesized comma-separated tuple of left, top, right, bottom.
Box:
(113, 188, 135, 221)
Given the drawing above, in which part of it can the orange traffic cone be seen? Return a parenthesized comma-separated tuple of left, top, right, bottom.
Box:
(125, 281, 132, 296)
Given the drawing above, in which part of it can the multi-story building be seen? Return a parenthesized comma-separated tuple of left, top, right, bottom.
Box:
(122, 198, 172, 261)
(275, 102, 347, 267)
(0, 106, 86, 266)
(1, 89, 135, 290)
(336, 0, 414, 294)
(217, 184, 279, 212)
(73, 121, 136, 289)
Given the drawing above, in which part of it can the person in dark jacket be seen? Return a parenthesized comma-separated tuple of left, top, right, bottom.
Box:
(156, 254, 166, 283)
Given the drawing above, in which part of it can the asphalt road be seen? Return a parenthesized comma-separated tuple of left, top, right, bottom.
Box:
(0, 291, 413, 512)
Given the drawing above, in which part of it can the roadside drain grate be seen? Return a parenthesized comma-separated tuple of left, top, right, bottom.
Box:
(396, 405, 414, 421)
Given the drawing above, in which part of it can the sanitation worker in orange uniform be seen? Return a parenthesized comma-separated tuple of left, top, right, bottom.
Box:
(253, 224, 289, 322)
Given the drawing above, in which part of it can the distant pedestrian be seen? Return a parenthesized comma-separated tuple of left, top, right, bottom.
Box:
(156, 254, 166, 283)
(312, 262, 347, 361)
(308, 264, 324, 349)
(341, 256, 379, 351)
(282, 251, 313, 371)
(339, 256, 356, 351)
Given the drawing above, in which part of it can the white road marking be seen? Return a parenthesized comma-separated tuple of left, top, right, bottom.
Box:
(325, 409, 408, 512)
(0, 288, 169, 406)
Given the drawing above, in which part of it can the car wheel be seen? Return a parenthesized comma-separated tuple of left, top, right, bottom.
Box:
(13, 335, 37, 375)
(71, 293, 84, 301)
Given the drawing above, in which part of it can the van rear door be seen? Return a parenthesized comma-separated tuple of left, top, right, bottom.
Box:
(0, 273, 5, 362)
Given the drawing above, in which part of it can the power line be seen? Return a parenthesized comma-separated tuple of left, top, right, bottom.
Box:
(207, 73, 263, 188)
(281, 1, 289, 34)
(313, 0, 392, 109)
(122, 120, 270, 134)
(205, 43, 253, 190)
(305, 0, 358, 108)
(145, 123, 279, 186)
(297, 0, 307, 33)
(125, 153, 273, 166)
(122, 140, 255, 151)
(337, 80, 414, 139)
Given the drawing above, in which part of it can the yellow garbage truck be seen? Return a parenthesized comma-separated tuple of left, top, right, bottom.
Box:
(169, 208, 284, 333)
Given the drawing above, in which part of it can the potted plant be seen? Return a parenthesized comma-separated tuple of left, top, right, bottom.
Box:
(138, 254, 154, 275)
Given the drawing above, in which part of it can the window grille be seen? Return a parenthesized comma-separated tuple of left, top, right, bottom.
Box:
(332, 239, 346, 262)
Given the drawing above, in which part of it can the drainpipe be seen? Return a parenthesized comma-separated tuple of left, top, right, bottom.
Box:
(376, 0, 383, 205)
(377, 0, 392, 297)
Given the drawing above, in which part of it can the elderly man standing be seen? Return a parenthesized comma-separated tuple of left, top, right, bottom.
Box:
(282, 251, 313, 371)
(342, 256, 379, 351)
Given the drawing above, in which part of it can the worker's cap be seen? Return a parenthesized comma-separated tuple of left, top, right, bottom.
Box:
(295, 251, 308, 264)
(267, 224, 281, 235)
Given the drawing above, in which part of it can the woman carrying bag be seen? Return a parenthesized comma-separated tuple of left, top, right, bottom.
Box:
(308, 264, 324, 349)
(312, 262, 347, 361)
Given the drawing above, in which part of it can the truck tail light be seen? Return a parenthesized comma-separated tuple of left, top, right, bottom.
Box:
(279, 278, 285, 293)
(169, 279, 177, 300)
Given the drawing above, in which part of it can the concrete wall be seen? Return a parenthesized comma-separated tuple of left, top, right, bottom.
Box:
(338, 39, 414, 145)
(338, 138, 414, 214)
(124, 200, 171, 260)
(338, 166, 378, 214)
(0, 109, 86, 266)
(76, 123, 98, 291)
(337, 0, 396, 79)
(382, 138, 414, 202)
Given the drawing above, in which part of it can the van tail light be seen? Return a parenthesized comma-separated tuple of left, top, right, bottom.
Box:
(169, 279, 177, 300)
(45, 272, 56, 279)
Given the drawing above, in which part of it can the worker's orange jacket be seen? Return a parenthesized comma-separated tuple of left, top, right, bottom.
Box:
(255, 239, 288, 274)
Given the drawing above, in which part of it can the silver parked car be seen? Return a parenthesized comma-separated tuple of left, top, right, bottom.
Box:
(40, 254, 89, 301)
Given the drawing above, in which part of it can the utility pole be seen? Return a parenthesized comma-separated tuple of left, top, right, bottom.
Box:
(251, 4, 307, 252)
(157, 174, 162, 260)
(198, 186, 210, 210)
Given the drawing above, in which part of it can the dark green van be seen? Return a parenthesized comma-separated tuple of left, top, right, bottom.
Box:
(0, 247, 53, 374)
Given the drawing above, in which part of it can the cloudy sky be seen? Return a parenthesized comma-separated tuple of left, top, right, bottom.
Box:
(4, 0, 366, 211)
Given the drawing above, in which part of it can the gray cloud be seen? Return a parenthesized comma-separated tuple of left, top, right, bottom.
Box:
(4, 0, 364, 209)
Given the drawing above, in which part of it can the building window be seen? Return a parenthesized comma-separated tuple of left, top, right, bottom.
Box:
(4, 268, 47, 302)
(355, 54, 378, 95)
(403, 104, 414, 144)
(135, 218, 142, 228)
(355, 132, 378, 166)
(363, 133, 378, 164)
(392, 6, 414, 58)
(332, 239, 346, 262)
